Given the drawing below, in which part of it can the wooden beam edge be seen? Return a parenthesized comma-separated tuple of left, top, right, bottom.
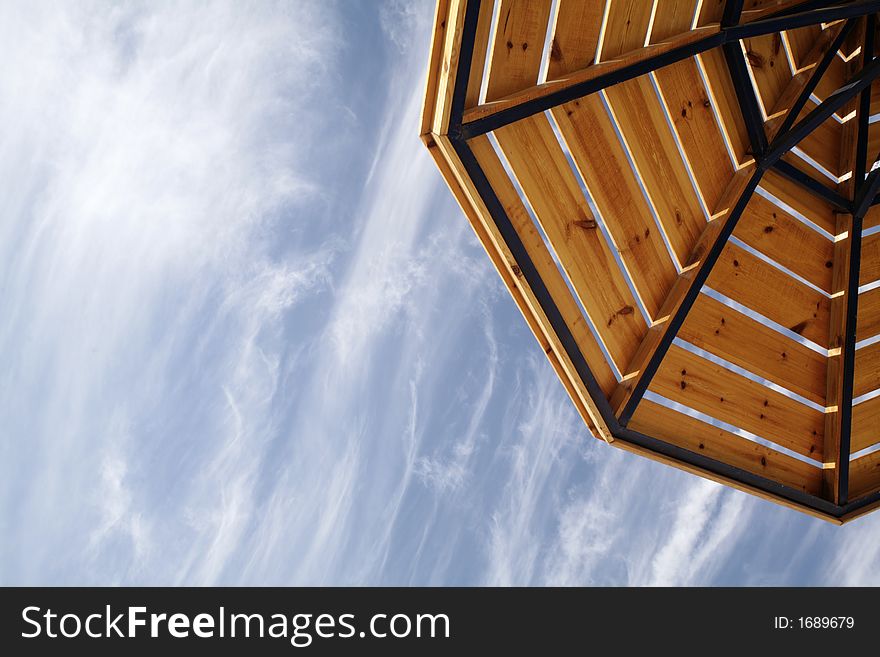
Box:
(610, 438, 843, 525)
(422, 131, 613, 444)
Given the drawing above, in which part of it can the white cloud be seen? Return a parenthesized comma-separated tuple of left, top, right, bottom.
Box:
(0, 0, 343, 584)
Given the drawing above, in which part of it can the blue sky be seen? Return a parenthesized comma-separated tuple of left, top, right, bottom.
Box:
(2, 0, 879, 586)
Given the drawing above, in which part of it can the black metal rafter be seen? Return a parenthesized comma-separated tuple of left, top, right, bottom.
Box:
(771, 159, 851, 210)
(722, 0, 767, 157)
(443, 0, 880, 519)
(839, 16, 877, 504)
(724, 40, 768, 157)
(775, 19, 856, 140)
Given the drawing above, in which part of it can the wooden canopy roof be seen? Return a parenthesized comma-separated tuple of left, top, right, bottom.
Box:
(421, 0, 880, 523)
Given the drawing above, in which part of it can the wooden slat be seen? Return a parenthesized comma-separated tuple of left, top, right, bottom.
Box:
(794, 102, 844, 177)
(494, 114, 647, 366)
(855, 342, 880, 398)
(464, 0, 497, 108)
(744, 32, 794, 117)
(598, 0, 654, 61)
(812, 47, 847, 105)
(649, 344, 824, 460)
(604, 76, 707, 265)
(485, 0, 553, 102)
(427, 133, 614, 441)
(869, 120, 880, 180)
(696, 0, 724, 25)
(546, 0, 604, 79)
(707, 241, 831, 347)
(630, 399, 823, 494)
(779, 151, 837, 192)
(783, 24, 824, 72)
(611, 167, 756, 414)
(468, 135, 618, 396)
(860, 232, 880, 285)
(697, 0, 804, 27)
(849, 450, 880, 501)
(463, 25, 719, 124)
(650, 1, 697, 44)
(421, 0, 458, 136)
(858, 287, 880, 340)
(612, 430, 840, 522)
(698, 48, 754, 167)
(853, 397, 880, 452)
(758, 169, 837, 235)
(552, 94, 678, 318)
(654, 57, 736, 213)
(733, 192, 834, 293)
(765, 23, 843, 139)
(866, 205, 880, 231)
(678, 293, 827, 405)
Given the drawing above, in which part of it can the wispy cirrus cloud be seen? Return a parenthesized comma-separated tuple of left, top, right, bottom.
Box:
(5, 0, 880, 588)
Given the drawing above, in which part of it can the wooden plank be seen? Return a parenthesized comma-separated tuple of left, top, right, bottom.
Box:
(869, 120, 880, 182)
(427, 133, 614, 441)
(552, 94, 678, 318)
(866, 205, 880, 231)
(611, 434, 840, 523)
(707, 241, 831, 347)
(858, 287, 880, 340)
(758, 169, 837, 236)
(849, 450, 880, 501)
(853, 396, 880, 452)
(604, 76, 707, 265)
(485, 0, 553, 102)
(765, 23, 844, 138)
(464, 0, 497, 108)
(611, 167, 756, 415)
(420, 0, 454, 136)
(697, 0, 805, 27)
(469, 134, 618, 395)
(697, 0, 723, 25)
(463, 25, 719, 124)
(794, 101, 844, 178)
(733, 192, 835, 293)
(630, 399, 823, 494)
(649, 344, 824, 460)
(698, 48, 754, 167)
(650, 1, 698, 44)
(678, 293, 827, 405)
(812, 47, 847, 105)
(783, 24, 824, 72)
(855, 342, 880, 398)
(494, 114, 647, 367)
(860, 232, 880, 285)
(429, 0, 470, 136)
(779, 151, 837, 192)
(654, 57, 736, 213)
(598, 0, 654, 61)
(546, 0, 604, 79)
(744, 32, 793, 117)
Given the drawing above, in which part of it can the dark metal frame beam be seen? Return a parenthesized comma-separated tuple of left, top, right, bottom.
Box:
(443, 0, 880, 520)
(771, 159, 852, 210)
